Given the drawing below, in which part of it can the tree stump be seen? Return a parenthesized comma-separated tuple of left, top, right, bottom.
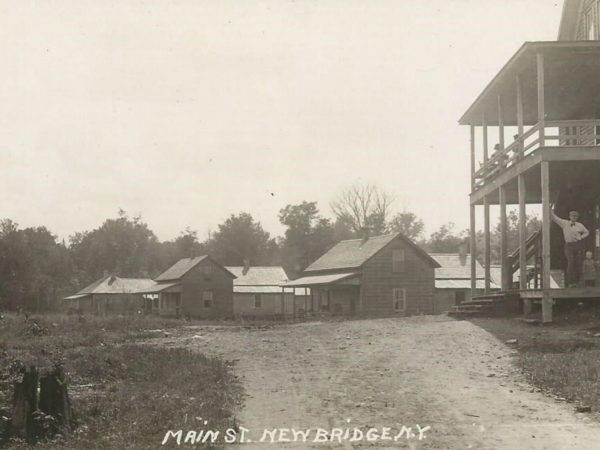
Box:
(39, 365, 75, 436)
(8, 366, 38, 440)
(5, 364, 74, 443)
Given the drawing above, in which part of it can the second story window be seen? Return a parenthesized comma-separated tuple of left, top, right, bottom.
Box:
(201, 264, 213, 280)
(392, 249, 405, 273)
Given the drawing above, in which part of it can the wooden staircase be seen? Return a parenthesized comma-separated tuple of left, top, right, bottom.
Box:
(448, 291, 522, 318)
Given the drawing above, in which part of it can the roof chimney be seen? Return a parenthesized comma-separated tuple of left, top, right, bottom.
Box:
(360, 227, 371, 244)
(242, 258, 250, 275)
(459, 242, 468, 266)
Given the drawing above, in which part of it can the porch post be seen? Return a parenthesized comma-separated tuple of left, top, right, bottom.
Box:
(499, 185, 509, 290)
(281, 286, 285, 317)
(541, 161, 552, 322)
(516, 74, 524, 156)
(537, 52, 546, 145)
(482, 113, 488, 162)
(519, 174, 531, 314)
(497, 95, 504, 147)
(484, 196, 491, 292)
(470, 124, 477, 296)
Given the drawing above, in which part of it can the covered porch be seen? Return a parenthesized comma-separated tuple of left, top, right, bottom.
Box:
(285, 272, 361, 317)
(461, 41, 600, 322)
(136, 282, 182, 317)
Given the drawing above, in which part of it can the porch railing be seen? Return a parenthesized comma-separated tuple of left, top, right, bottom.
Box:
(473, 119, 600, 190)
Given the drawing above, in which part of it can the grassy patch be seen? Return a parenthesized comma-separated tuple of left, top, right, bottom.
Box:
(473, 311, 600, 413)
(0, 314, 243, 449)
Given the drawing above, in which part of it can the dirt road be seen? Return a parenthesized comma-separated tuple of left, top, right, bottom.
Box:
(161, 315, 600, 449)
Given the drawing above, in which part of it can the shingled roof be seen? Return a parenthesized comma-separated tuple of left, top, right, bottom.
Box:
(304, 233, 439, 273)
(430, 253, 485, 280)
(64, 276, 155, 299)
(226, 266, 289, 286)
(155, 255, 235, 282)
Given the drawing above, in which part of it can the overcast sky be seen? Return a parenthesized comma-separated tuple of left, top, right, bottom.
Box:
(0, 0, 563, 242)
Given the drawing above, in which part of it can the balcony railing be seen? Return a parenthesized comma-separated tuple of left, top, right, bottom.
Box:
(472, 119, 600, 190)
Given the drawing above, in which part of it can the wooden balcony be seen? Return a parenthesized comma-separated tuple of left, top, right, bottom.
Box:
(472, 119, 600, 198)
(460, 41, 600, 323)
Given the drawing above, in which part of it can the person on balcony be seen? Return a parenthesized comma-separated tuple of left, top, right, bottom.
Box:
(551, 206, 590, 287)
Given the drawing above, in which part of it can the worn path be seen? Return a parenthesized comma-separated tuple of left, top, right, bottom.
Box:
(160, 316, 600, 449)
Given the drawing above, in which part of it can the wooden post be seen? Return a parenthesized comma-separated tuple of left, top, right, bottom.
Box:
(516, 74, 524, 156)
(499, 185, 509, 291)
(537, 52, 545, 145)
(470, 125, 476, 187)
(470, 204, 477, 296)
(498, 95, 505, 167)
(541, 161, 552, 322)
(280, 286, 285, 318)
(484, 196, 491, 292)
(518, 173, 531, 314)
(482, 113, 488, 162)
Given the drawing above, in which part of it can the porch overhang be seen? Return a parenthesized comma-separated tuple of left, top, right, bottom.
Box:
(285, 272, 360, 287)
(135, 282, 181, 294)
(470, 147, 600, 205)
(459, 41, 600, 126)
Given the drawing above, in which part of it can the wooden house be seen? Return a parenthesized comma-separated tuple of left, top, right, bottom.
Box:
(226, 266, 294, 318)
(63, 275, 155, 315)
(458, 0, 600, 321)
(430, 253, 496, 314)
(287, 233, 439, 317)
(138, 256, 235, 318)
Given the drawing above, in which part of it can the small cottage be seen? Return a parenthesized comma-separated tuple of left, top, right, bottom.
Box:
(430, 253, 492, 314)
(226, 265, 303, 318)
(138, 255, 235, 318)
(287, 233, 440, 317)
(63, 275, 155, 315)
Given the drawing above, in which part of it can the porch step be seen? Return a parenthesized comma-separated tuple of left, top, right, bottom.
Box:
(448, 291, 521, 318)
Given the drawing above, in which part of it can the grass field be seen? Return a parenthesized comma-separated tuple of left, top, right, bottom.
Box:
(0, 313, 243, 449)
(473, 302, 600, 416)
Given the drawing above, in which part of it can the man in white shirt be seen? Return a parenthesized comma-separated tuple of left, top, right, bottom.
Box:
(551, 206, 590, 287)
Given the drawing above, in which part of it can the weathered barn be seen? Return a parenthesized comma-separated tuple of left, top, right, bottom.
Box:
(139, 256, 235, 318)
(288, 233, 439, 317)
(430, 253, 494, 314)
(63, 276, 155, 315)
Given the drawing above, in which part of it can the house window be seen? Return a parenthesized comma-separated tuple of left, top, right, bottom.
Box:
(585, 2, 599, 40)
(254, 294, 262, 308)
(392, 249, 405, 273)
(392, 288, 406, 312)
(201, 264, 213, 280)
(320, 291, 330, 312)
(202, 290, 213, 308)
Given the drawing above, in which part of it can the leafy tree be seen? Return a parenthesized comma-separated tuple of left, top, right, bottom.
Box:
(68, 211, 162, 286)
(425, 222, 468, 253)
(204, 213, 277, 266)
(278, 201, 341, 276)
(0, 220, 72, 311)
(388, 211, 425, 241)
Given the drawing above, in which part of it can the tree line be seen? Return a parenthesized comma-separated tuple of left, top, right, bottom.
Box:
(0, 183, 540, 311)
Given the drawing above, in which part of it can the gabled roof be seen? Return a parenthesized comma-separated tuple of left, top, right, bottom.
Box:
(558, 0, 582, 41)
(64, 276, 155, 299)
(304, 233, 440, 273)
(155, 255, 235, 282)
(430, 253, 485, 280)
(226, 266, 289, 286)
(286, 272, 359, 287)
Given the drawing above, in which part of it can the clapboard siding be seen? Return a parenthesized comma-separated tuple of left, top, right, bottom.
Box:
(180, 259, 234, 318)
(360, 237, 435, 316)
